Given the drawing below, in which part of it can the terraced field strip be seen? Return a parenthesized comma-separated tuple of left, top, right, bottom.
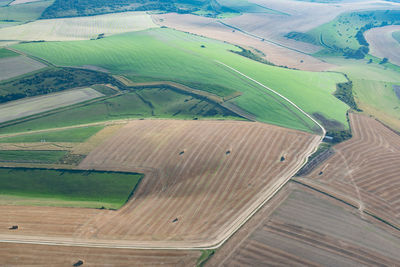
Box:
(0, 88, 104, 124)
(300, 113, 400, 226)
(0, 119, 319, 248)
(0, 55, 45, 81)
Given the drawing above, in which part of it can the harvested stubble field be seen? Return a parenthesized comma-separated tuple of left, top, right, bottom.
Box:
(0, 119, 319, 247)
(0, 11, 158, 41)
(298, 113, 400, 227)
(365, 25, 400, 66)
(0, 88, 103, 124)
(0, 55, 45, 81)
(207, 182, 400, 266)
(0, 243, 200, 266)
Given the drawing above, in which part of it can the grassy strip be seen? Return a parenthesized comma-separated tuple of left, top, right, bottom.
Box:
(196, 250, 215, 267)
(0, 167, 143, 209)
(0, 48, 18, 58)
(0, 150, 67, 163)
(0, 125, 104, 142)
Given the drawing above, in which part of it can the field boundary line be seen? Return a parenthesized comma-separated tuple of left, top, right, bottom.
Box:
(215, 60, 326, 136)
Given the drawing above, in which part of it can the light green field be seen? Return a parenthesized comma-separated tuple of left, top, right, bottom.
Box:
(0, 125, 104, 142)
(327, 56, 400, 131)
(0, 0, 53, 24)
(13, 28, 349, 133)
(0, 11, 157, 41)
(0, 88, 240, 134)
(393, 31, 400, 43)
(0, 167, 143, 209)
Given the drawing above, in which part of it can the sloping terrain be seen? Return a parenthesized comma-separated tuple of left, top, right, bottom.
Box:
(0, 11, 157, 42)
(207, 182, 400, 266)
(0, 119, 319, 248)
(299, 113, 400, 228)
(12, 28, 349, 133)
(0, 88, 103, 124)
(365, 25, 400, 66)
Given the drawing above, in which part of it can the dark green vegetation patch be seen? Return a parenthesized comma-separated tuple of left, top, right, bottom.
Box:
(0, 150, 67, 164)
(334, 80, 360, 111)
(0, 167, 143, 209)
(41, 0, 237, 18)
(0, 67, 123, 104)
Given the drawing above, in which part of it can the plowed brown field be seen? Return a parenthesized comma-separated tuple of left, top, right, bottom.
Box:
(0, 120, 319, 248)
(0, 243, 200, 266)
(207, 182, 400, 266)
(365, 25, 400, 66)
(299, 113, 400, 227)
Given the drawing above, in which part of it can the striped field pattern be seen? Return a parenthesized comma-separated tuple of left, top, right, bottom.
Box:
(0, 119, 318, 247)
(302, 113, 400, 227)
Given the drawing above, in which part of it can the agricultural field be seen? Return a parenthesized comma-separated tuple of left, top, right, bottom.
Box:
(1, 0, 400, 264)
(12, 28, 349, 133)
(298, 113, 400, 228)
(0, 48, 18, 58)
(0, 87, 239, 134)
(220, 0, 400, 53)
(394, 30, 400, 43)
(0, 0, 53, 26)
(0, 243, 201, 267)
(152, 13, 335, 71)
(207, 182, 400, 266)
(0, 55, 45, 81)
(0, 11, 158, 42)
(0, 167, 143, 209)
(0, 88, 104, 124)
(0, 119, 319, 247)
(327, 57, 400, 131)
(365, 25, 400, 66)
(0, 150, 66, 163)
(0, 125, 103, 143)
(10, 0, 46, 5)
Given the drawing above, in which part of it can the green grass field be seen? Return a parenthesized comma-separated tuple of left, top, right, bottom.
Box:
(0, 167, 143, 209)
(325, 56, 400, 131)
(13, 28, 349, 133)
(0, 0, 53, 25)
(0, 125, 104, 142)
(0, 150, 66, 163)
(0, 88, 239, 134)
(0, 48, 18, 58)
(393, 31, 400, 43)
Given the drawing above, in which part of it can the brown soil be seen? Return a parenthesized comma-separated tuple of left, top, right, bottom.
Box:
(300, 113, 400, 228)
(0, 119, 318, 248)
